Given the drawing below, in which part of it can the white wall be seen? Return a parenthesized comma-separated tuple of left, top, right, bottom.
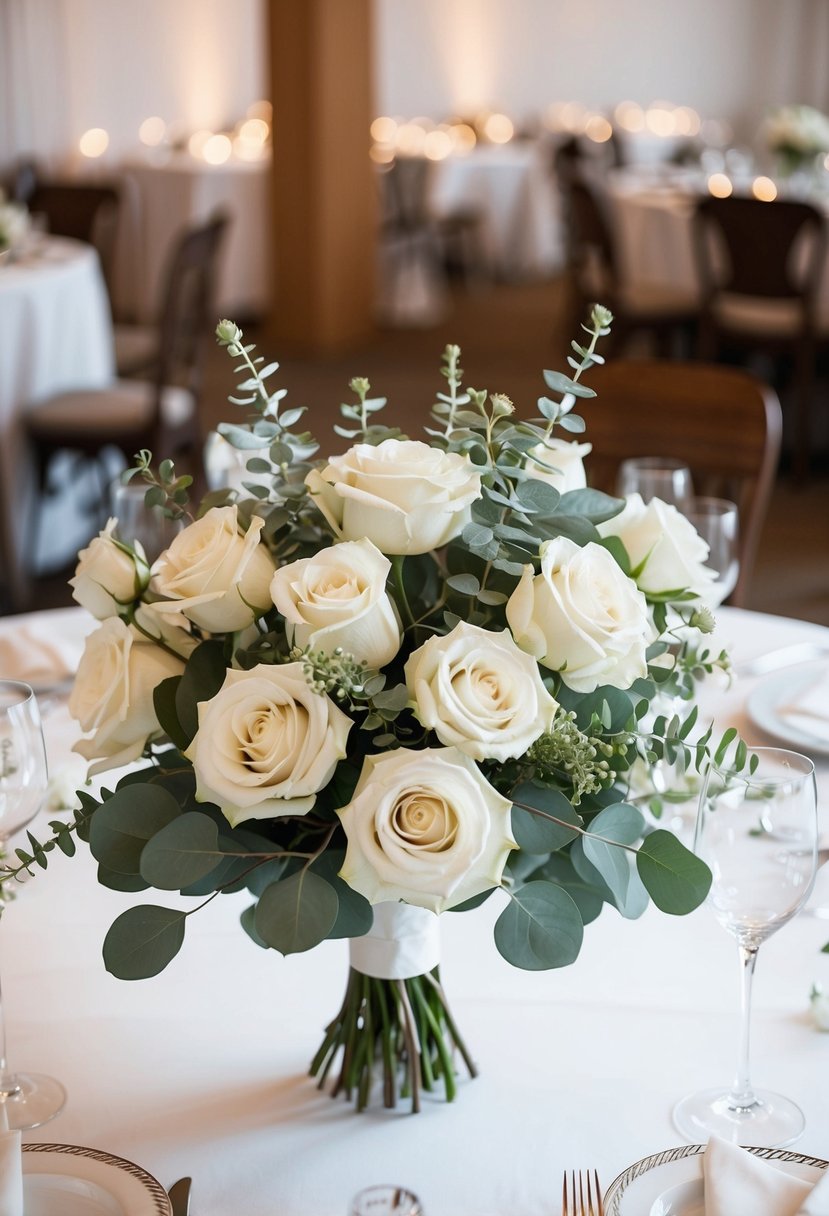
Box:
(374, 0, 823, 135)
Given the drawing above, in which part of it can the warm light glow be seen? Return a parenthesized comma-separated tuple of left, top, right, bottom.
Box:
(560, 102, 588, 133)
(79, 128, 109, 158)
(701, 118, 732, 147)
(449, 122, 477, 153)
(484, 112, 514, 143)
(752, 175, 777, 202)
(673, 106, 701, 137)
(188, 129, 213, 158)
(202, 133, 232, 164)
(614, 101, 644, 133)
(645, 107, 675, 137)
(370, 116, 398, 144)
(396, 123, 426, 156)
(585, 114, 613, 143)
(237, 118, 269, 147)
(233, 135, 269, 162)
(824, 153, 829, 171)
(707, 173, 733, 198)
(424, 129, 452, 160)
(139, 116, 167, 147)
(247, 100, 272, 123)
(370, 144, 395, 165)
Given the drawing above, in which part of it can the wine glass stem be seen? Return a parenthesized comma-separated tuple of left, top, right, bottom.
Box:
(729, 943, 759, 1111)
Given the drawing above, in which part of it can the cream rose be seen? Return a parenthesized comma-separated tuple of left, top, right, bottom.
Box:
(185, 662, 352, 827)
(70, 519, 150, 619)
(506, 536, 651, 693)
(151, 505, 276, 632)
(405, 622, 557, 761)
(526, 438, 592, 494)
(69, 617, 186, 775)
(306, 438, 481, 556)
(270, 538, 401, 669)
(598, 494, 716, 597)
(337, 746, 516, 913)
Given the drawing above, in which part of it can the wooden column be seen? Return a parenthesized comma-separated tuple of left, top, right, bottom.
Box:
(268, 0, 376, 354)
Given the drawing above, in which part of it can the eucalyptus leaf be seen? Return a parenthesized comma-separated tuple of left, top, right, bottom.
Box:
(542, 369, 597, 398)
(103, 905, 187, 980)
(558, 489, 625, 523)
(538, 854, 604, 925)
(240, 904, 269, 949)
(89, 785, 181, 875)
(217, 423, 270, 450)
(636, 830, 712, 914)
(139, 812, 224, 890)
(255, 870, 339, 955)
(494, 881, 584, 970)
(511, 784, 582, 852)
(175, 641, 227, 741)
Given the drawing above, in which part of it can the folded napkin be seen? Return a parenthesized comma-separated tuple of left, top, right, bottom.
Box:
(0, 1127, 23, 1216)
(704, 1135, 829, 1215)
(0, 621, 79, 689)
(778, 669, 829, 742)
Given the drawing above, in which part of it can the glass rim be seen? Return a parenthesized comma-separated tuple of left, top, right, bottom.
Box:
(707, 744, 815, 783)
(0, 680, 36, 708)
(618, 456, 691, 471)
(687, 495, 739, 515)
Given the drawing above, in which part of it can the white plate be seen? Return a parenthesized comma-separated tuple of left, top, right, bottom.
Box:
(605, 1144, 828, 1215)
(746, 665, 829, 756)
(22, 1144, 171, 1216)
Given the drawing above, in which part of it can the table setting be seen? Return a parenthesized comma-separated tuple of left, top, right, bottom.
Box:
(0, 309, 827, 1216)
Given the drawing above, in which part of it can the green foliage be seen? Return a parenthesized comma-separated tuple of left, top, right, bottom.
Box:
(255, 870, 339, 955)
(636, 830, 712, 914)
(103, 905, 187, 979)
(494, 881, 584, 970)
(123, 450, 193, 520)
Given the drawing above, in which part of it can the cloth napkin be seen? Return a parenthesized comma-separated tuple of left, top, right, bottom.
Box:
(704, 1135, 829, 1215)
(0, 620, 79, 689)
(0, 1127, 23, 1216)
(777, 668, 829, 743)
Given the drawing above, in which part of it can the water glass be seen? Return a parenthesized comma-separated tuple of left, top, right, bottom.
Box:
(110, 480, 184, 563)
(349, 1186, 423, 1215)
(685, 496, 740, 606)
(616, 458, 694, 511)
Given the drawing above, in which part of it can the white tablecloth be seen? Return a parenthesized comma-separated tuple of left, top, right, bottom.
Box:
(0, 241, 114, 609)
(2, 606, 828, 1214)
(109, 156, 271, 323)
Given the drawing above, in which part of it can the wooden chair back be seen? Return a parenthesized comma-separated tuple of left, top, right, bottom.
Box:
(561, 172, 620, 298)
(28, 180, 121, 296)
(582, 359, 782, 606)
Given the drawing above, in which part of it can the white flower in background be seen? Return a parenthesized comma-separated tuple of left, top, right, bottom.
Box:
(306, 438, 481, 556)
(68, 617, 186, 775)
(810, 985, 829, 1031)
(70, 519, 150, 619)
(526, 438, 592, 495)
(44, 757, 88, 813)
(598, 493, 716, 598)
(506, 536, 651, 693)
(337, 746, 516, 913)
(0, 195, 30, 251)
(185, 663, 352, 827)
(405, 622, 557, 761)
(151, 505, 276, 632)
(270, 539, 401, 669)
(766, 105, 829, 155)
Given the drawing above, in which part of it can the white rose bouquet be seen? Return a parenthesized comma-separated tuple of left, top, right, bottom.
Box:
(765, 104, 829, 175)
(6, 308, 738, 1114)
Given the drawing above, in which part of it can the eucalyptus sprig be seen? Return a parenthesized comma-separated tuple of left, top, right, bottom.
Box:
(335, 377, 400, 445)
(124, 450, 193, 520)
(430, 343, 471, 438)
(535, 302, 614, 439)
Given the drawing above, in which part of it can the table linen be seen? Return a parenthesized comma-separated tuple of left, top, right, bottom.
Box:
(2, 605, 827, 1215)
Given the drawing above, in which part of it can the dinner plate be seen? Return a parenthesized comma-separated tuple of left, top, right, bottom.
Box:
(22, 1144, 171, 1216)
(746, 665, 829, 756)
(604, 1144, 829, 1215)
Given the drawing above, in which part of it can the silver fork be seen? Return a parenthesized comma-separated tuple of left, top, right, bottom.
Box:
(562, 1169, 604, 1216)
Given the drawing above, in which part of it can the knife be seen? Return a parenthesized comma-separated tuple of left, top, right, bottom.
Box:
(168, 1177, 192, 1216)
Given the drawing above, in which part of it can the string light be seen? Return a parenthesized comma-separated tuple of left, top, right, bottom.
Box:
(138, 117, 167, 147)
(79, 128, 109, 158)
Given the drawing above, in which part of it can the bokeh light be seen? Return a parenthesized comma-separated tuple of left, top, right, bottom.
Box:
(79, 128, 109, 158)
(707, 173, 733, 198)
(202, 133, 232, 164)
(139, 117, 167, 147)
(752, 175, 777, 202)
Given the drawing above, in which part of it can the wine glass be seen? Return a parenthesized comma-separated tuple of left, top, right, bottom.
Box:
(673, 746, 818, 1147)
(686, 496, 740, 606)
(0, 681, 66, 1129)
(616, 457, 694, 511)
(110, 479, 184, 564)
(349, 1186, 423, 1215)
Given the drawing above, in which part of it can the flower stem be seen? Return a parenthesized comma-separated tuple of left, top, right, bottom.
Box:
(389, 555, 414, 627)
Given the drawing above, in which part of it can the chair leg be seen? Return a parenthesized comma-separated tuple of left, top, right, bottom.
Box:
(793, 340, 815, 481)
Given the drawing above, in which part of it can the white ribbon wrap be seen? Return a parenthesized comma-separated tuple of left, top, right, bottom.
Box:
(349, 901, 440, 980)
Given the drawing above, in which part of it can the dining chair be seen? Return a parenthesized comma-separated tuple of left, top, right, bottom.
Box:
(24, 212, 229, 543)
(693, 195, 828, 478)
(582, 359, 782, 606)
(27, 179, 121, 301)
(558, 171, 700, 356)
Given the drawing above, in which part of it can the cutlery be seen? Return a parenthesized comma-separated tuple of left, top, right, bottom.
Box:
(168, 1176, 192, 1216)
(562, 1169, 603, 1216)
(735, 643, 829, 679)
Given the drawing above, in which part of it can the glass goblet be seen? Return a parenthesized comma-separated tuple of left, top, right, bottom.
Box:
(349, 1186, 423, 1216)
(616, 457, 695, 512)
(686, 496, 740, 607)
(0, 681, 66, 1129)
(673, 746, 818, 1147)
(110, 479, 184, 564)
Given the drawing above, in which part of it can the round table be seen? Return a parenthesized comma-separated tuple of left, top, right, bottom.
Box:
(2, 605, 827, 1214)
(0, 238, 114, 608)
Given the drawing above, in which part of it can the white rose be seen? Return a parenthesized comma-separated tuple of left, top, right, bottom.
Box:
(185, 662, 352, 827)
(270, 539, 401, 669)
(151, 505, 276, 632)
(337, 746, 516, 913)
(526, 438, 592, 494)
(506, 536, 651, 693)
(68, 617, 186, 775)
(405, 622, 557, 761)
(70, 519, 150, 619)
(306, 438, 481, 556)
(598, 494, 716, 597)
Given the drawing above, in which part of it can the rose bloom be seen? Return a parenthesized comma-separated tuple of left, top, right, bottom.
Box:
(526, 438, 592, 495)
(598, 493, 716, 597)
(185, 663, 352, 827)
(70, 519, 150, 619)
(338, 746, 516, 913)
(150, 505, 276, 633)
(270, 538, 401, 669)
(69, 617, 186, 775)
(306, 438, 481, 556)
(506, 536, 651, 693)
(405, 622, 557, 761)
